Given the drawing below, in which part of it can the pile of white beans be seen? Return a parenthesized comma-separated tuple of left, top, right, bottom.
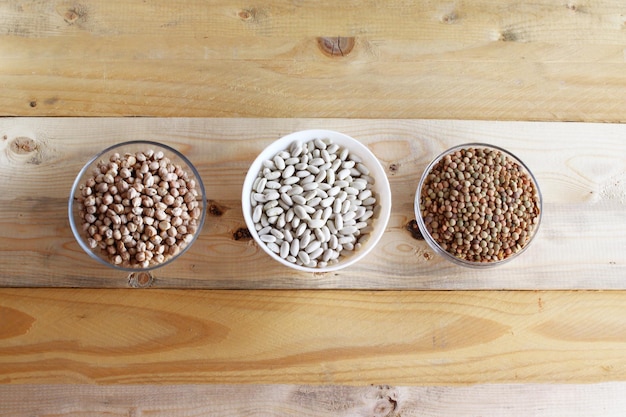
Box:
(250, 137, 377, 268)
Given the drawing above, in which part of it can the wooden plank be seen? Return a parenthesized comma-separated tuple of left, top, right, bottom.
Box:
(1, 0, 625, 120)
(2, 289, 626, 386)
(1, 118, 625, 289)
(2, 383, 626, 416)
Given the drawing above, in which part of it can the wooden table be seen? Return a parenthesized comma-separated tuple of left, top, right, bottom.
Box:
(2, 1, 626, 415)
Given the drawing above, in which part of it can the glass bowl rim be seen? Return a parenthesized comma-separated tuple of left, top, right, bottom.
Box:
(414, 142, 543, 269)
(68, 140, 207, 272)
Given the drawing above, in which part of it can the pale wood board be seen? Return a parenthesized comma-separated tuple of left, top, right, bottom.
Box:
(1, 0, 625, 121)
(2, 383, 626, 416)
(3, 0, 626, 413)
(1, 118, 625, 289)
(2, 289, 626, 386)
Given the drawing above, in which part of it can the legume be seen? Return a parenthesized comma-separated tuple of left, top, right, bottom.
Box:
(251, 138, 377, 268)
(419, 146, 540, 263)
(76, 149, 202, 269)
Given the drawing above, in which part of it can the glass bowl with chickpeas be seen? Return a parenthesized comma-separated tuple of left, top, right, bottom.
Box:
(69, 141, 206, 271)
(414, 143, 542, 268)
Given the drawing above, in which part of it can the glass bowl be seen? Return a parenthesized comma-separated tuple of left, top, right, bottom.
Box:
(69, 140, 206, 272)
(414, 143, 542, 268)
(242, 129, 392, 272)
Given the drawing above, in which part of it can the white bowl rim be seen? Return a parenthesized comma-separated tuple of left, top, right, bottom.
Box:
(242, 129, 392, 272)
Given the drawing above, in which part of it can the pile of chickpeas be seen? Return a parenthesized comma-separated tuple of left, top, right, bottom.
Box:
(75, 149, 202, 269)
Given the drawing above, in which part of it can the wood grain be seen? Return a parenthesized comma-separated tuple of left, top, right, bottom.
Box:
(2, 288, 626, 386)
(3, 0, 626, 413)
(1, 0, 625, 121)
(2, 383, 626, 416)
(1, 118, 625, 289)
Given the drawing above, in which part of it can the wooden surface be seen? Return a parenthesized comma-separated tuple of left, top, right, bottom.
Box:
(2, 289, 626, 386)
(3, 383, 626, 416)
(1, 117, 625, 289)
(3, 0, 626, 415)
(0, 0, 625, 121)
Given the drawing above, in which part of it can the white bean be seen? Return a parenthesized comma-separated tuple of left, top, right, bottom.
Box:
(283, 176, 299, 185)
(308, 197, 322, 207)
(260, 234, 277, 243)
(253, 193, 267, 203)
(290, 238, 300, 256)
(329, 234, 338, 250)
(274, 155, 286, 170)
(320, 197, 335, 208)
(285, 208, 295, 222)
(298, 251, 311, 264)
(362, 197, 376, 206)
(300, 230, 312, 248)
(321, 226, 331, 243)
(282, 164, 295, 179)
(296, 222, 307, 237)
(294, 205, 308, 219)
(309, 247, 324, 260)
(340, 226, 359, 235)
(265, 190, 280, 201)
(334, 215, 344, 231)
(265, 171, 281, 180)
(267, 242, 280, 253)
(305, 240, 321, 254)
(290, 142, 303, 157)
(306, 165, 320, 174)
(337, 168, 351, 180)
(253, 205, 263, 223)
(281, 193, 293, 206)
(314, 138, 327, 150)
(266, 207, 283, 217)
(359, 189, 372, 200)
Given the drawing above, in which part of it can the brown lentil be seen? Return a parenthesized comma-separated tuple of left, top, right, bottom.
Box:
(420, 146, 540, 263)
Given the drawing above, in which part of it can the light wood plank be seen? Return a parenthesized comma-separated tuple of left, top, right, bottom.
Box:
(1, 0, 625, 120)
(2, 289, 626, 385)
(2, 383, 626, 417)
(1, 118, 625, 289)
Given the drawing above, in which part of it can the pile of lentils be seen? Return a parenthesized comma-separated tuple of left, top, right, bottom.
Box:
(250, 137, 378, 268)
(75, 149, 202, 269)
(419, 146, 540, 263)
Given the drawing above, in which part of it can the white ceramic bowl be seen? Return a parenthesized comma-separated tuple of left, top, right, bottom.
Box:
(69, 140, 206, 272)
(242, 129, 391, 272)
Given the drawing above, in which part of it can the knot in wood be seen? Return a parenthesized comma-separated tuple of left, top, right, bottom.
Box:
(317, 37, 355, 57)
(207, 200, 227, 216)
(233, 227, 252, 241)
(128, 271, 154, 288)
(238, 9, 253, 21)
(10, 136, 38, 155)
(63, 4, 88, 25)
(406, 219, 424, 240)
